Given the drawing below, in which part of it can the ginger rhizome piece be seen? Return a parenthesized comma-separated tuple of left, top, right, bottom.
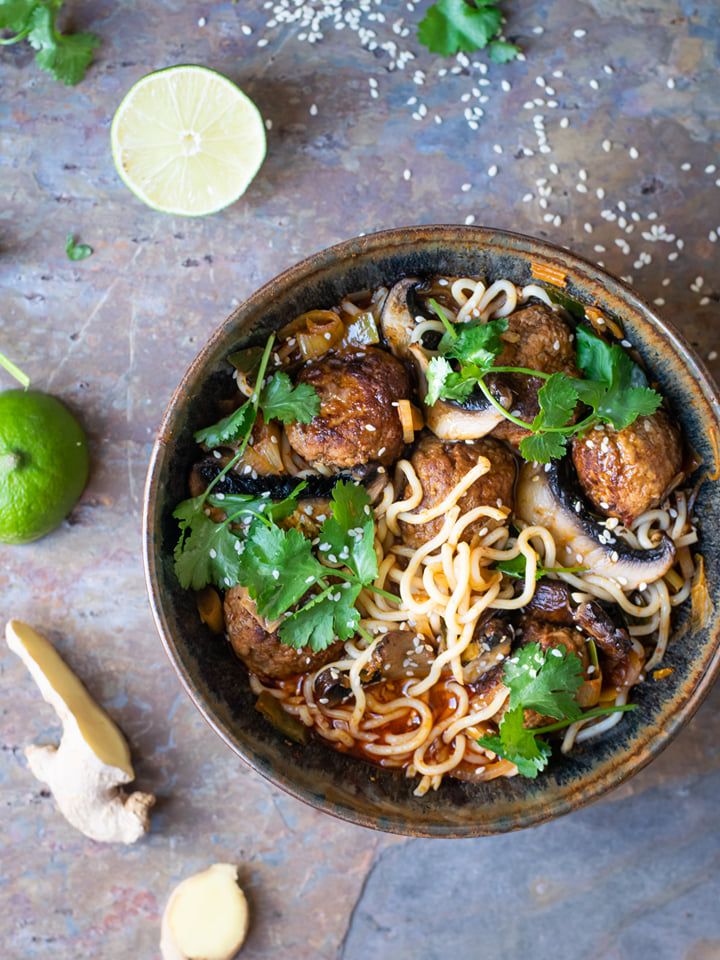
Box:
(6, 619, 155, 844)
(160, 863, 250, 960)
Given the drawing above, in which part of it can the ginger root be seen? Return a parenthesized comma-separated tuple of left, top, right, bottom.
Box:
(6, 619, 155, 844)
(160, 864, 249, 960)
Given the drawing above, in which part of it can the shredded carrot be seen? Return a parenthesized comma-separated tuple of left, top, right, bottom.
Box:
(585, 305, 625, 339)
(652, 667, 674, 681)
(531, 261, 567, 286)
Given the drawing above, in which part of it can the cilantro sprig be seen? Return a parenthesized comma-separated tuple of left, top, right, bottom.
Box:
(65, 233, 93, 261)
(424, 298, 662, 463)
(1, 0, 100, 85)
(496, 552, 586, 580)
(417, 0, 519, 63)
(477, 643, 636, 778)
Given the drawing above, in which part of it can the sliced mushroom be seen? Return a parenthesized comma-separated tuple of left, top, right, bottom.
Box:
(192, 457, 375, 500)
(515, 460, 675, 591)
(522, 579, 638, 692)
(313, 630, 435, 706)
(380, 279, 513, 441)
(463, 616, 514, 687)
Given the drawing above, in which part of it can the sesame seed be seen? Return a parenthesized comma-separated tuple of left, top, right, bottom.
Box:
(488, 165, 498, 177)
(573, 28, 586, 38)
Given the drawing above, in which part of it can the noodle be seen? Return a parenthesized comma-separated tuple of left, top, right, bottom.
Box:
(246, 273, 700, 793)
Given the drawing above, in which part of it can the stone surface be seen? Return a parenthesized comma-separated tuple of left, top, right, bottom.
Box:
(0, 1, 718, 957)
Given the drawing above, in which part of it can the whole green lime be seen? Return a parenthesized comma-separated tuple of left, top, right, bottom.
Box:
(0, 390, 89, 544)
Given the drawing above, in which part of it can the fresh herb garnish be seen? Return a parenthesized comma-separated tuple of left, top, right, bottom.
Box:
(235, 480, 380, 651)
(417, 0, 519, 62)
(496, 552, 586, 580)
(65, 233, 93, 261)
(424, 298, 662, 464)
(0, 350, 30, 388)
(194, 342, 319, 449)
(477, 643, 636, 778)
(0, 1, 100, 85)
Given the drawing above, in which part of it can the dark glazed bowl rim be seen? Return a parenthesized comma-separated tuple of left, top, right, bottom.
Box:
(143, 225, 720, 837)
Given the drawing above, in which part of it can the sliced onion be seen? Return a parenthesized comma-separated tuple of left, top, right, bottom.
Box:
(398, 399, 423, 444)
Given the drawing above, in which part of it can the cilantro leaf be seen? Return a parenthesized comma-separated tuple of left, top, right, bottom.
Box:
(575, 327, 661, 430)
(318, 481, 377, 583)
(208, 486, 302, 524)
(27, 3, 99, 86)
(445, 316, 509, 368)
(518, 431, 568, 463)
(259, 371, 320, 425)
(0, 0, 36, 33)
(425, 356, 476, 406)
(533, 373, 579, 430)
(503, 642, 583, 721)
(236, 519, 325, 621)
(478, 706, 552, 778)
(279, 582, 361, 652)
(65, 233, 92, 261)
(173, 497, 243, 591)
(194, 401, 255, 449)
(488, 38, 520, 63)
(418, 0, 508, 57)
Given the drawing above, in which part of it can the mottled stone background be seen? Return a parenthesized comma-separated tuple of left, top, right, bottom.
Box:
(1, 1, 718, 957)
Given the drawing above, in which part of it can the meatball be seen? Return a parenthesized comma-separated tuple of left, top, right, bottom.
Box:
(399, 435, 516, 549)
(492, 304, 578, 446)
(571, 410, 683, 524)
(224, 586, 343, 681)
(285, 348, 410, 470)
(521, 619, 589, 667)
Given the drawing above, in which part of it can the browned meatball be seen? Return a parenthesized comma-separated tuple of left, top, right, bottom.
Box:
(493, 304, 578, 446)
(571, 410, 683, 524)
(399, 435, 516, 549)
(521, 619, 589, 666)
(285, 348, 410, 469)
(224, 586, 343, 681)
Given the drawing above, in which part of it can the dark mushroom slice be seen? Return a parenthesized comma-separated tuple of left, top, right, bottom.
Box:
(463, 616, 514, 689)
(380, 278, 513, 441)
(192, 457, 375, 500)
(313, 630, 436, 706)
(515, 460, 675, 591)
(523, 579, 638, 692)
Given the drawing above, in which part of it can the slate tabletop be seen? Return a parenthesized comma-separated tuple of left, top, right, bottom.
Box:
(1, 1, 719, 958)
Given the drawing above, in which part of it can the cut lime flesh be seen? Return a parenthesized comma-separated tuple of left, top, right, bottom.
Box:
(111, 65, 266, 217)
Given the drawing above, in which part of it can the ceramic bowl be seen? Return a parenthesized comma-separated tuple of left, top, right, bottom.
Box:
(143, 225, 720, 837)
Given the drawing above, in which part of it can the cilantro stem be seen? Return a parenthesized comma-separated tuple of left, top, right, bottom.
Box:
(490, 365, 552, 380)
(532, 703, 636, 735)
(0, 351, 30, 389)
(428, 298, 457, 340)
(200, 333, 276, 505)
(475, 376, 535, 430)
(321, 566, 400, 605)
(0, 28, 31, 44)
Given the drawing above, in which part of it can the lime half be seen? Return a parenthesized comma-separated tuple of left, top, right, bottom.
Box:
(0, 390, 89, 544)
(110, 65, 266, 217)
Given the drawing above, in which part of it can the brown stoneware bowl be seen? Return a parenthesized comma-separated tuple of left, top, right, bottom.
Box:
(143, 226, 720, 837)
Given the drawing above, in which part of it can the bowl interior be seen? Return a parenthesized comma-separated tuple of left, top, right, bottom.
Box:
(144, 226, 720, 837)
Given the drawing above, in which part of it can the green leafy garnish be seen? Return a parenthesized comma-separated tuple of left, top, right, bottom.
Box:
(317, 481, 378, 584)
(65, 234, 93, 261)
(173, 497, 245, 592)
(280, 582, 362, 652)
(496, 553, 586, 580)
(236, 521, 325, 621)
(258, 371, 320, 425)
(545, 287, 586, 321)
(424, 297, 662, 464)
(1, 1, 100, 85)
(417, 0, 519, 62)
(477, 643, 637, 778)
(194, 403, 256, 450)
